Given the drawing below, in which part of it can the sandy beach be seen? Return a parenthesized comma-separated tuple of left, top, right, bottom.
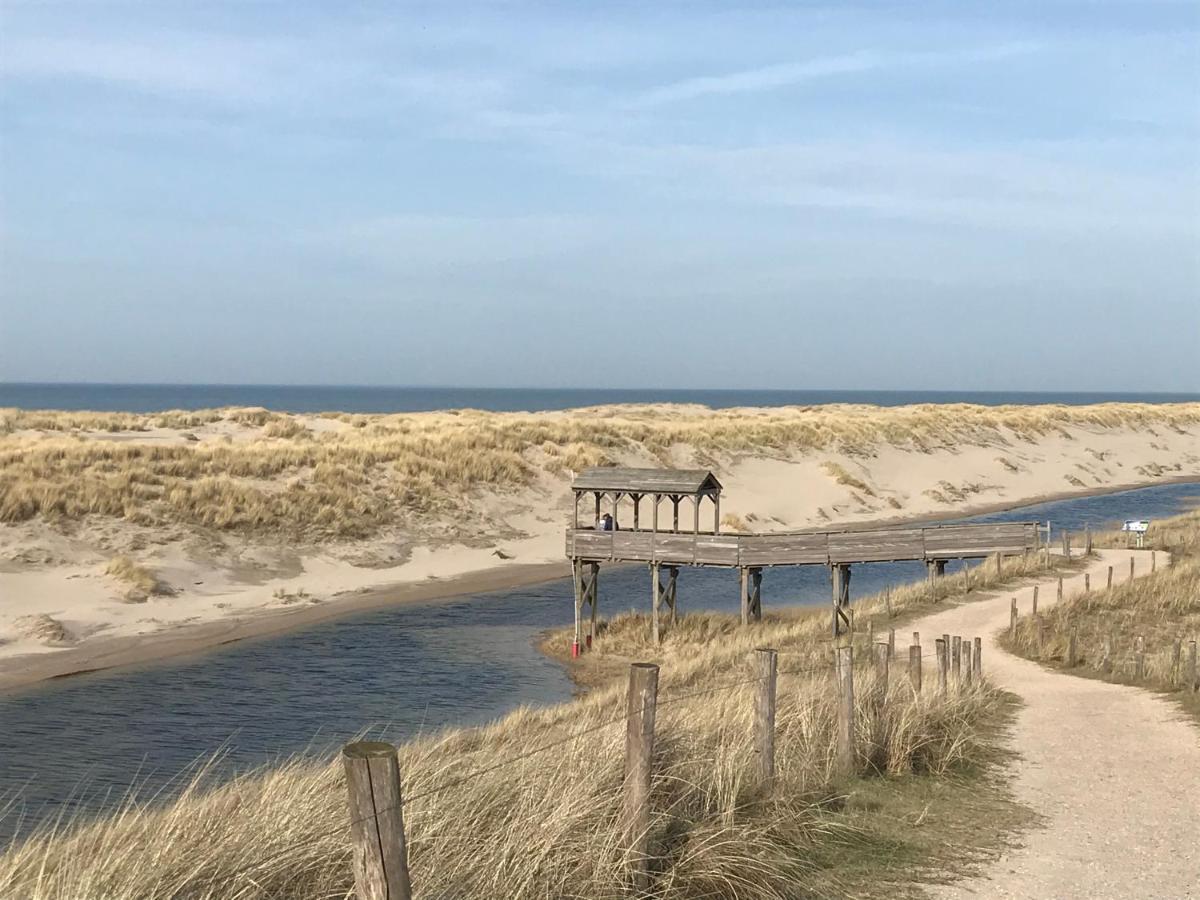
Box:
(2, 402, 1198, 690)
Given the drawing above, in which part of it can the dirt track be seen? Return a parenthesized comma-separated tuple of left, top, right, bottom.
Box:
(916, 549, 1200, 900)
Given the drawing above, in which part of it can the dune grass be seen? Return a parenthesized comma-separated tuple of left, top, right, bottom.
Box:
(2, 402, 1197, 540)
(0, 563, 1052, 900)
(1002, 510, 1200, 719)
(105, 555, 171, 598)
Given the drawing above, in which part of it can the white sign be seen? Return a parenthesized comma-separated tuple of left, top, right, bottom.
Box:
(1122, 520, 1150, 534)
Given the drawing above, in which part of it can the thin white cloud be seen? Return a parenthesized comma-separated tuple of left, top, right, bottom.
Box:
(627, 42, 1042, 108)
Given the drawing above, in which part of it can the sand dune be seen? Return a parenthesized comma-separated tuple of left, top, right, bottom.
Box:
(1, 402, 1197, 686)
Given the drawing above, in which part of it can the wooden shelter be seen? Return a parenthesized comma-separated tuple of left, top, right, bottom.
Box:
(570, 467, 723, 534)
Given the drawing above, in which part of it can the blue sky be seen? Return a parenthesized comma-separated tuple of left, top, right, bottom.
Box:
(1, 1, 1197, 391)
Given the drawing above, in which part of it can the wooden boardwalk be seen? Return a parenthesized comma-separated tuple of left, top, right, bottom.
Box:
(566, 521, 1038, 567)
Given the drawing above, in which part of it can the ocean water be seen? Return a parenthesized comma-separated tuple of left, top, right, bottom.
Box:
(0, 482, 1196, 842)
(2, 383, 1198, 414)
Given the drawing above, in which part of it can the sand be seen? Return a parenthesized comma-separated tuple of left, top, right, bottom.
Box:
(2, 412, 1198, 690)
(914, 550, 1200, 899)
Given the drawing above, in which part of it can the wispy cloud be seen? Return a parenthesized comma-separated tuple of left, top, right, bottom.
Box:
(627, 42, 1042, 108)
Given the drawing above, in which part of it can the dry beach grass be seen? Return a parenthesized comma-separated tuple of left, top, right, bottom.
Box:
(0, 558, 1055, 900)
(3, 402, 1197, 540)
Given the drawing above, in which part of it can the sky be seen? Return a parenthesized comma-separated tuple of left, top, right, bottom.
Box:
(1, 1, 1198, 391)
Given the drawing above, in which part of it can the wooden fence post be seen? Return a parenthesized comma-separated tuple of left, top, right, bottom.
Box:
(873, 640, 890, 681)
(1010, 598, 1018, 638)
(624, 663, 659, 891)
(1151, 551, 1156, 572)
(1032, 585, 1039, 616)
(1084, 526, 1092, 555)
(1067, 628, 1078, 668)
(836, 645, 856, 775)
(1084, 573, 1090, 592)
(1130, 556, 1135, 581)
(908, 644, 922, 693)
(1189, 641, 1198, 692)
(936, 638, 948, 693)
(342, 741, 413, 900)
(962, 639, 973, 686)
(951, 636, 962, 685)
(973, 637, 982, 677)
(1062, 530, 1070, 559)
(755, 648, 777, 783)
(1056, 577, 1063, 603)
(888, 627, 896, 659)
(1107, 565, 1113, 590)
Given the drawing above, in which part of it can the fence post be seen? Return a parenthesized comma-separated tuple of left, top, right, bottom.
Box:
(342, 742, 413, 900)
(951, 636, 962, 685)
(1010, 598, 1018, 638)
(755, 648, 777, 783)
(1084, 573, 1090, 592)
(1151, 551, 1156, 572)
(1107, 565, 1113, 589)
(1130, 556, 1135, 581)
(1032, 585, 1039, 616)
(1062, 530, 1070, 559)
(963, 638, 973, 686)
(908, 644, 922, 693)
(1067, 628, 1078, 668)
(836, 645, 856, 775)
(873, 640, 890, 680)
(624, 662, 659, 891)
(888, 627, 896, 659)
(936, 638, 948, 693)
(1134, 637, 1145, 680)
(973, 637, 982, 677)
(1056, 577, 1063, 603)
(1189, 641, 1198, 692)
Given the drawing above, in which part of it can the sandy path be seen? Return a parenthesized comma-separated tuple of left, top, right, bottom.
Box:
(914, 549, 1200, 900)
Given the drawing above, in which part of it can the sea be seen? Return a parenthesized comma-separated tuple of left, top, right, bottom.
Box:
(1, 383, 1198, 413)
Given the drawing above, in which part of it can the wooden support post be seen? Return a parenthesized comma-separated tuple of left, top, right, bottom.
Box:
(831, 564, 852, 638)
(1067, 628, 1078, 668)
(908, 644, 922, 692)
(713, 494, 720, 534)
(951, 635, 962, 685)
(1107, 565, 1113, 589)
(342, 741, 413, 900)
(1010, 597, 1018, 638)
(755, 648, 777, 783)
(588, 563, 600, 650)
(936, 638, 948, 693)
(835, 645, 856, 775)
(666, 566, 678, 624)
(692, 495, 700, 534)
(1135, 636, 1146, 680)
(594, 491, 602, 524)
(750, 568, 763, 622)
(973, 637, 982, 677)
(887, 628, 895, 659)
(572, 560, 584, 657)
(927, 559, 947, 582)
(650, 562, 662, 644)
(632, 493, 641, 531)
(672, 496, 680, 531)
(652, 495, 659, 533)
(740, 567, 750, 626)
(1189, 641, 1198, 692)
(623, 663, 659, 891)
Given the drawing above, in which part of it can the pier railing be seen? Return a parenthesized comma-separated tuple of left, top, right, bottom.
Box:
(565, 521, 1039, 567)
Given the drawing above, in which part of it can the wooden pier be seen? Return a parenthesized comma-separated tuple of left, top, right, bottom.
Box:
(566, 467, 1039, 653)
